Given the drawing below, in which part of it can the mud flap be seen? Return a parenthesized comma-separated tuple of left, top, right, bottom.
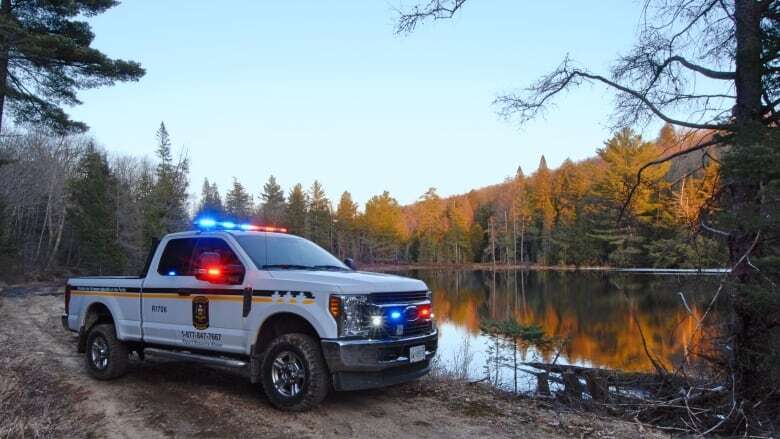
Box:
(242, 287, 252, 318)
(77, 326, 87, 353)
(249, 344, 261, 383)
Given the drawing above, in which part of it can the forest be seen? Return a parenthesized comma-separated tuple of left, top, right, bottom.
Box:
(0, 121, 725, 280)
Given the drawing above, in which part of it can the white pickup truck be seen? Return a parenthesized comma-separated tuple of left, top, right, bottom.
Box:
(62, 220, 437, 411)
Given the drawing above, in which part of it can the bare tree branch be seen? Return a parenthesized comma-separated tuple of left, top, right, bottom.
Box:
(395, 0, 467, 34)
(661, 55, 735, 79)
(495, 56, 729, 131)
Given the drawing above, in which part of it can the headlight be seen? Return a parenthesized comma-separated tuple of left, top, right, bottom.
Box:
(329, 294, 370, 337)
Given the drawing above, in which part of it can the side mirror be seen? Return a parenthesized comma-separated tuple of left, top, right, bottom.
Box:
(343, 258, 357, 271)
(194, 252, 245, 285)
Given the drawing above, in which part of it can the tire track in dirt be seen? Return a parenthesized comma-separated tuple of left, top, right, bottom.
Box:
(9, 293, 271, 438)
(1, 286, 666, 439)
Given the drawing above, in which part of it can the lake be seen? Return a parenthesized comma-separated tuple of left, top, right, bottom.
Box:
(400, 269, 720, 392)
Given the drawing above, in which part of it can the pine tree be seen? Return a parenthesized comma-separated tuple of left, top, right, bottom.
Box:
(68, 145, 125, 274)
(335, 191, 358, 258)
(307, 180, 332, 248)
(416, 187, 445, 262)
(196, 178, 223, 218)
(362, 191, 407, 262)
(0, 195, 16, 271)
(286, 183, 308, 236)
(259, 175, 286, 226)
(0, 0, 145, 134)
(224, 178, 253, 221)
(590, 128, 670, 266)
(141, 122, 190, 243)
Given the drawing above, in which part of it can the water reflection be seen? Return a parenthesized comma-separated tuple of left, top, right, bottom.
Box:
(408, 270, 718, 376)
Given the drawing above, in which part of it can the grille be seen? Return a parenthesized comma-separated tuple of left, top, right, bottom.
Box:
(383, 319, 433, 337)
(369, 290, 430, 304)
(367, 290, 434, 338)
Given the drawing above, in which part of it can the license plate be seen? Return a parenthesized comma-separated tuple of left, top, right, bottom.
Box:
(409, 345, 425, 363)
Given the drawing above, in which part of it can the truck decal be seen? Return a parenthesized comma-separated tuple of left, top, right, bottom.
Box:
(192, 296, 209, 330)
(180, 330, 222, 347)
(69, 287, 316, 305)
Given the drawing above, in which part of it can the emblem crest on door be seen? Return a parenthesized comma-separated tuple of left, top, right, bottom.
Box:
(192, 296, 209, 330)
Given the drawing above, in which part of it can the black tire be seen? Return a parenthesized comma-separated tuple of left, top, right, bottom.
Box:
(260, 333, 329, 411)
(84, 323, 129, 380)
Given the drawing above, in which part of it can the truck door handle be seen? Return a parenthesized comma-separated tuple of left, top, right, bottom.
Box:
(178, 291, 191, 296)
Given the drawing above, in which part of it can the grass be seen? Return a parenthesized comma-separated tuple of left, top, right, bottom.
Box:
(0, 352, 100, 438)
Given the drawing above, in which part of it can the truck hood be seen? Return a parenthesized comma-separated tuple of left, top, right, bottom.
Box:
(266, 270, 427, 293)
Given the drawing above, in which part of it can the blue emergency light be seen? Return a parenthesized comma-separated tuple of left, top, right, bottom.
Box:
(193, 217, 288, 233)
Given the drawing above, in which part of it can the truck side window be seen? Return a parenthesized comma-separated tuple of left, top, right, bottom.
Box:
(194, 238, 243, 268)
(157, 238, 197, 276)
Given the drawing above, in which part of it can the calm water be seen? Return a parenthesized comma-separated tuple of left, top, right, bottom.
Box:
(402, 270, 720, 391)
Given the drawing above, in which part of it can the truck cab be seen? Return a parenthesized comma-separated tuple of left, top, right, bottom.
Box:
(62, 220, 437, 411)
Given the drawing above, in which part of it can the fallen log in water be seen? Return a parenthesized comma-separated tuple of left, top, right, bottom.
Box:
(520, 362, 695, 402)
(521, 362, 679, 389)
(517, 363, 738, 435)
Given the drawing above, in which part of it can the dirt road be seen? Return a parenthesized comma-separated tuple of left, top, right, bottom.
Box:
(0, 284, 665, 438)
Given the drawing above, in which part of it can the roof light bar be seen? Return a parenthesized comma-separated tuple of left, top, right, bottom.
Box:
(193, 217, 287, 233)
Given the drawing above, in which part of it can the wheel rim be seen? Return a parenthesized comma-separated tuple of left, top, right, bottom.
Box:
(90, 335, 109, 370)
(270, 350, 306, 398)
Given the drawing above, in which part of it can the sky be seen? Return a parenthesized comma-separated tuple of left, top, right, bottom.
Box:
(69, 0, 654, 207)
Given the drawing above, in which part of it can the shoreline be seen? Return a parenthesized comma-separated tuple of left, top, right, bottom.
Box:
(361, 262, 730, 274)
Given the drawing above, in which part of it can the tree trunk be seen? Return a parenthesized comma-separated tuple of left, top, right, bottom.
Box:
(733, 0, 763, 126)
(729, 0, 769, 402)
(46, 207, 66, 270)
(520, 217, 525, 264)
(0, 0, 12, 134)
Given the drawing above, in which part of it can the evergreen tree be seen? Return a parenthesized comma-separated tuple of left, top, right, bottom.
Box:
(285, 183, 308, 236)
(142, 122, 190, 243)
(224, 178, 253, 221)
(335, 191, 358, 258)
(362, 191, 407, 262)
(415, 187, 445, 262)
(590, 128, 670, 266)
(0, 0, 145, 134)
(68, 145, 124, 274)
(196, 178, 223, 218)
(307, 180, 332, 248)
(259, 175, 286, 225)
(0, 195, 16, 271)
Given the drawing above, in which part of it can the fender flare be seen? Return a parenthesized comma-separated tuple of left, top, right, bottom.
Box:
(77, 301, 116, 353)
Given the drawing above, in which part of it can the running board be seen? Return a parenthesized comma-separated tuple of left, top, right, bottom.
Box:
(143, 348, 247, 368)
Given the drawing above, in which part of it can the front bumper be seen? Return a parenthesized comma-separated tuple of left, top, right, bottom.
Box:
(321, 330, 438, 391)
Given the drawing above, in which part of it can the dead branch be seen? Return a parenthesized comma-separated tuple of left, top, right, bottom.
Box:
(395, 0, 467, 34)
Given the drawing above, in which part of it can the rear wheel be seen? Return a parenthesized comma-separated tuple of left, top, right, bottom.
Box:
(84, 323, 129, 380)
(261, 333, 329, 411)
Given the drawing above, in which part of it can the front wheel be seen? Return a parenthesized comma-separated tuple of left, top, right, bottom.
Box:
(84, 323, 129, 380)
(260, 333, 329, 411)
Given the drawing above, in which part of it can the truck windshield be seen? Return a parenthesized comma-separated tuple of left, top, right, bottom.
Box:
(235, 234, 349, 271)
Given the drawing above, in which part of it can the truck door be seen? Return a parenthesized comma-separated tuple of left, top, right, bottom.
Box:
(142, 236, 248, 353)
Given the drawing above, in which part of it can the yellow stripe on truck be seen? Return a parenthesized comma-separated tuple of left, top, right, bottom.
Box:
(70, 290, 315, 305)
(71, 291, 139, 299)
